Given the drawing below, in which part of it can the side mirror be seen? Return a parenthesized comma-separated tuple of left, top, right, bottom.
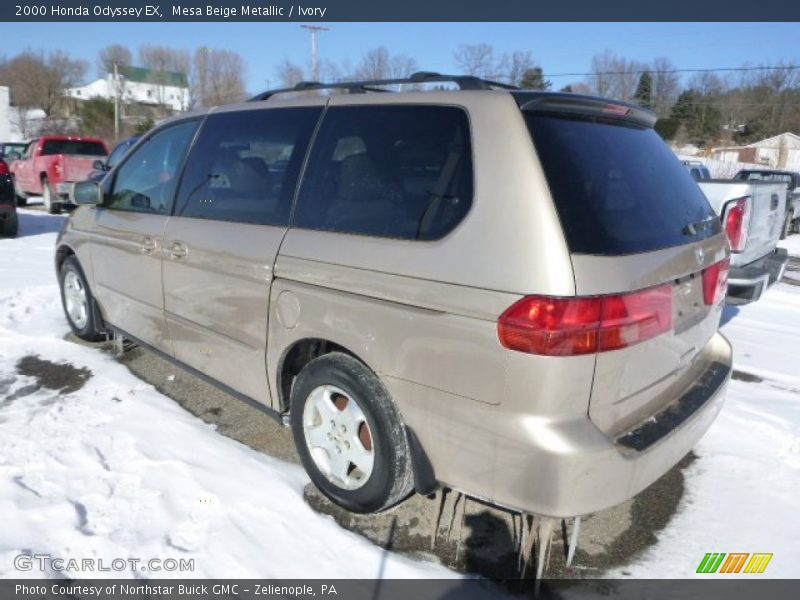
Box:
(72, 180, 101, 205)
(93, 159, 107, 171)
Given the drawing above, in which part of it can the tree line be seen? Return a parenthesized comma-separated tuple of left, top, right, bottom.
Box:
(1, 42, 798, 147)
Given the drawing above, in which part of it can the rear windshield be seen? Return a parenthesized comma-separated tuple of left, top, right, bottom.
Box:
(734, 171, 794, 186)
(41, 140, 107, 156)
(525, 114, 719, 255)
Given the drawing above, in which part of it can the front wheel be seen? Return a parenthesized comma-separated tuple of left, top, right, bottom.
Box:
(0, 211, 17, 237)
(42, 178, 61, 214)
(290, 352, 414, 513)
(58, 255, 104, 341)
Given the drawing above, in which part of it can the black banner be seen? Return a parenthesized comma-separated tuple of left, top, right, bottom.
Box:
(5, 579, 800, 600)
(2, 0, 799, 22)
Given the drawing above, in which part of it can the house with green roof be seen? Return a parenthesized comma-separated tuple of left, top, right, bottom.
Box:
(66, 65, 189, 113)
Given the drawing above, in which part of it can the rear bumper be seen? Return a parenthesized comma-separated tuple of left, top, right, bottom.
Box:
(727, 248, 789, 304)
(393, 332, 732, 518)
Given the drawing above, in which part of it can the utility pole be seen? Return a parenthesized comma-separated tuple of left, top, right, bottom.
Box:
(301, 25, 329, 82)
(113, 62, 120, 140)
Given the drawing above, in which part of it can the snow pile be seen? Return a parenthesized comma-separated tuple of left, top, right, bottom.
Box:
(0, 210, 452, 579)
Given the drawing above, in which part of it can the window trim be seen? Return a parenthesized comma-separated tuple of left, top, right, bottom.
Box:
(290, 103, 476, 243)
(103, 117, 204, 215)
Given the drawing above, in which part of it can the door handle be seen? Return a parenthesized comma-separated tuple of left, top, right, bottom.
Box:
(140, 236, 157, 254)
(168, 240, 188, 259)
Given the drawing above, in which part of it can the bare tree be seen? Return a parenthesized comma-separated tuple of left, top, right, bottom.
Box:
(275, 58, 305, 88)
(354, 47, 391, 80)
(97, 44, 132, 78)
(2, 50, 86, 136)
(453, 43, 505, 79)
(651, 57, 680, 117)
(352, 47, 418, 88)
(389, 53, 419, 79)
(507, 51, 536, 86)
(138, 45, 190, 111)
(190, 47, 247, 108)
(587, 50, 647, 101)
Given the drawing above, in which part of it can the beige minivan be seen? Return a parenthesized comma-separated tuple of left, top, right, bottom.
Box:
(57, 73, 732, 518)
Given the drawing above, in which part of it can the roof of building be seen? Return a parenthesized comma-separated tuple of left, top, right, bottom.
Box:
(119, 65, 188, 88)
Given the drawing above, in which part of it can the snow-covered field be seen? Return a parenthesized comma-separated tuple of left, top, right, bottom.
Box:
(1, 208, 799, 580)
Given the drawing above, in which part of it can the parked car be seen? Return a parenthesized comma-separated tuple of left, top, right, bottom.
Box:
(10, 135, 108, 213)
(86, 136, 141, 183)
(733, 169, 800, 238)
(57, 74, 732, 520)
(681, 159, 712, 181)
(0, 157, 18, 237)
(0, 141, 29, 162)
(698, 179, 789, 304)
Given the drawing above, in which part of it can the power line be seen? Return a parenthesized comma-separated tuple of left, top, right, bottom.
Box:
(542, 64, 800, 79)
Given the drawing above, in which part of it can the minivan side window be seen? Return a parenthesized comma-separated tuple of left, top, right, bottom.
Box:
(176, 107, 322, 226)
(107, 121, 198, 214)
(294, 105, 473, 240)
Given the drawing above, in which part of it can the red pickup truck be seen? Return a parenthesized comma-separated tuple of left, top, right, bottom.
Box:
(10, 135, 108, 214)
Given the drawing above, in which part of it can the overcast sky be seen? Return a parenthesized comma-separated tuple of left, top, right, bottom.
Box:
(6, 22, 800, 93)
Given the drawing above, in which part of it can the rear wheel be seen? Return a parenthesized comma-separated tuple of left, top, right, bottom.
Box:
(0, 211, 17, 237)
(42, 177, 61, 214)
(290, 352, 414, 513)
(58, 255, 104, 341)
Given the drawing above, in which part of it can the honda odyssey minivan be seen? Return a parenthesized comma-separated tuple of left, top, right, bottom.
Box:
(57, 72, 732, 518)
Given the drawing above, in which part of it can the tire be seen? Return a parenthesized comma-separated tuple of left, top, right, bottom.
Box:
(290, 352, 414, 513)
(42, 177, 61, 214)
(58, 255, 104, 341)
(12, 177, 27, 206)
(0, 211, 17, 237)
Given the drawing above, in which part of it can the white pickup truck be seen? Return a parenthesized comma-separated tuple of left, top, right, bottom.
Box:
(698, 180, 789, 304)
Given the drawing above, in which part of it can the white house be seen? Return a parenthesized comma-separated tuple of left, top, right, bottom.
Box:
(710, 132, 800, 171)
(0, 85, 47, 141)
(0, 87, 12, 141)
(66, 66, 189, 113)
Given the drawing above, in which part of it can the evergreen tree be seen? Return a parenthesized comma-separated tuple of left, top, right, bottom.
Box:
(634, 71, 653, 109)
(519, 67, 551, 90)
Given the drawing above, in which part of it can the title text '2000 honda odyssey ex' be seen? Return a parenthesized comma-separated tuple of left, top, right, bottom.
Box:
(57, 72, 732, 520)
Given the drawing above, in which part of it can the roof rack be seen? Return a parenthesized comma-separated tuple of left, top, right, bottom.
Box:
(249, 71, 518, 101)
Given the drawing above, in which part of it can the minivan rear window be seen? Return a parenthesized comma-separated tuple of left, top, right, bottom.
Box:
(525, 114, 719, 255)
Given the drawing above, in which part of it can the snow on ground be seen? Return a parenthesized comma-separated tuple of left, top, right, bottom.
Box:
(1, 208, 799, 580)
(0, 210, 453, 579)
(779, 233, 800, 258)
(611, 241, 800, 578)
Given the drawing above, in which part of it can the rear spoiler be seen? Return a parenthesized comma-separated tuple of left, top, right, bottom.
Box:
(513, 92, 657, 128)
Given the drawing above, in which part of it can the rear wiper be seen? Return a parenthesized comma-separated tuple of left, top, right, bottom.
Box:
(682, 215, 717, 236)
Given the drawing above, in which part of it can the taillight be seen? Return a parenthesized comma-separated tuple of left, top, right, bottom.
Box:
(702, 258, 730, 305)
(497, 284, 673, 356)
(54, 161, 63, 175)
(722, 197, 750, 252)
(0, 160, 8, 175)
